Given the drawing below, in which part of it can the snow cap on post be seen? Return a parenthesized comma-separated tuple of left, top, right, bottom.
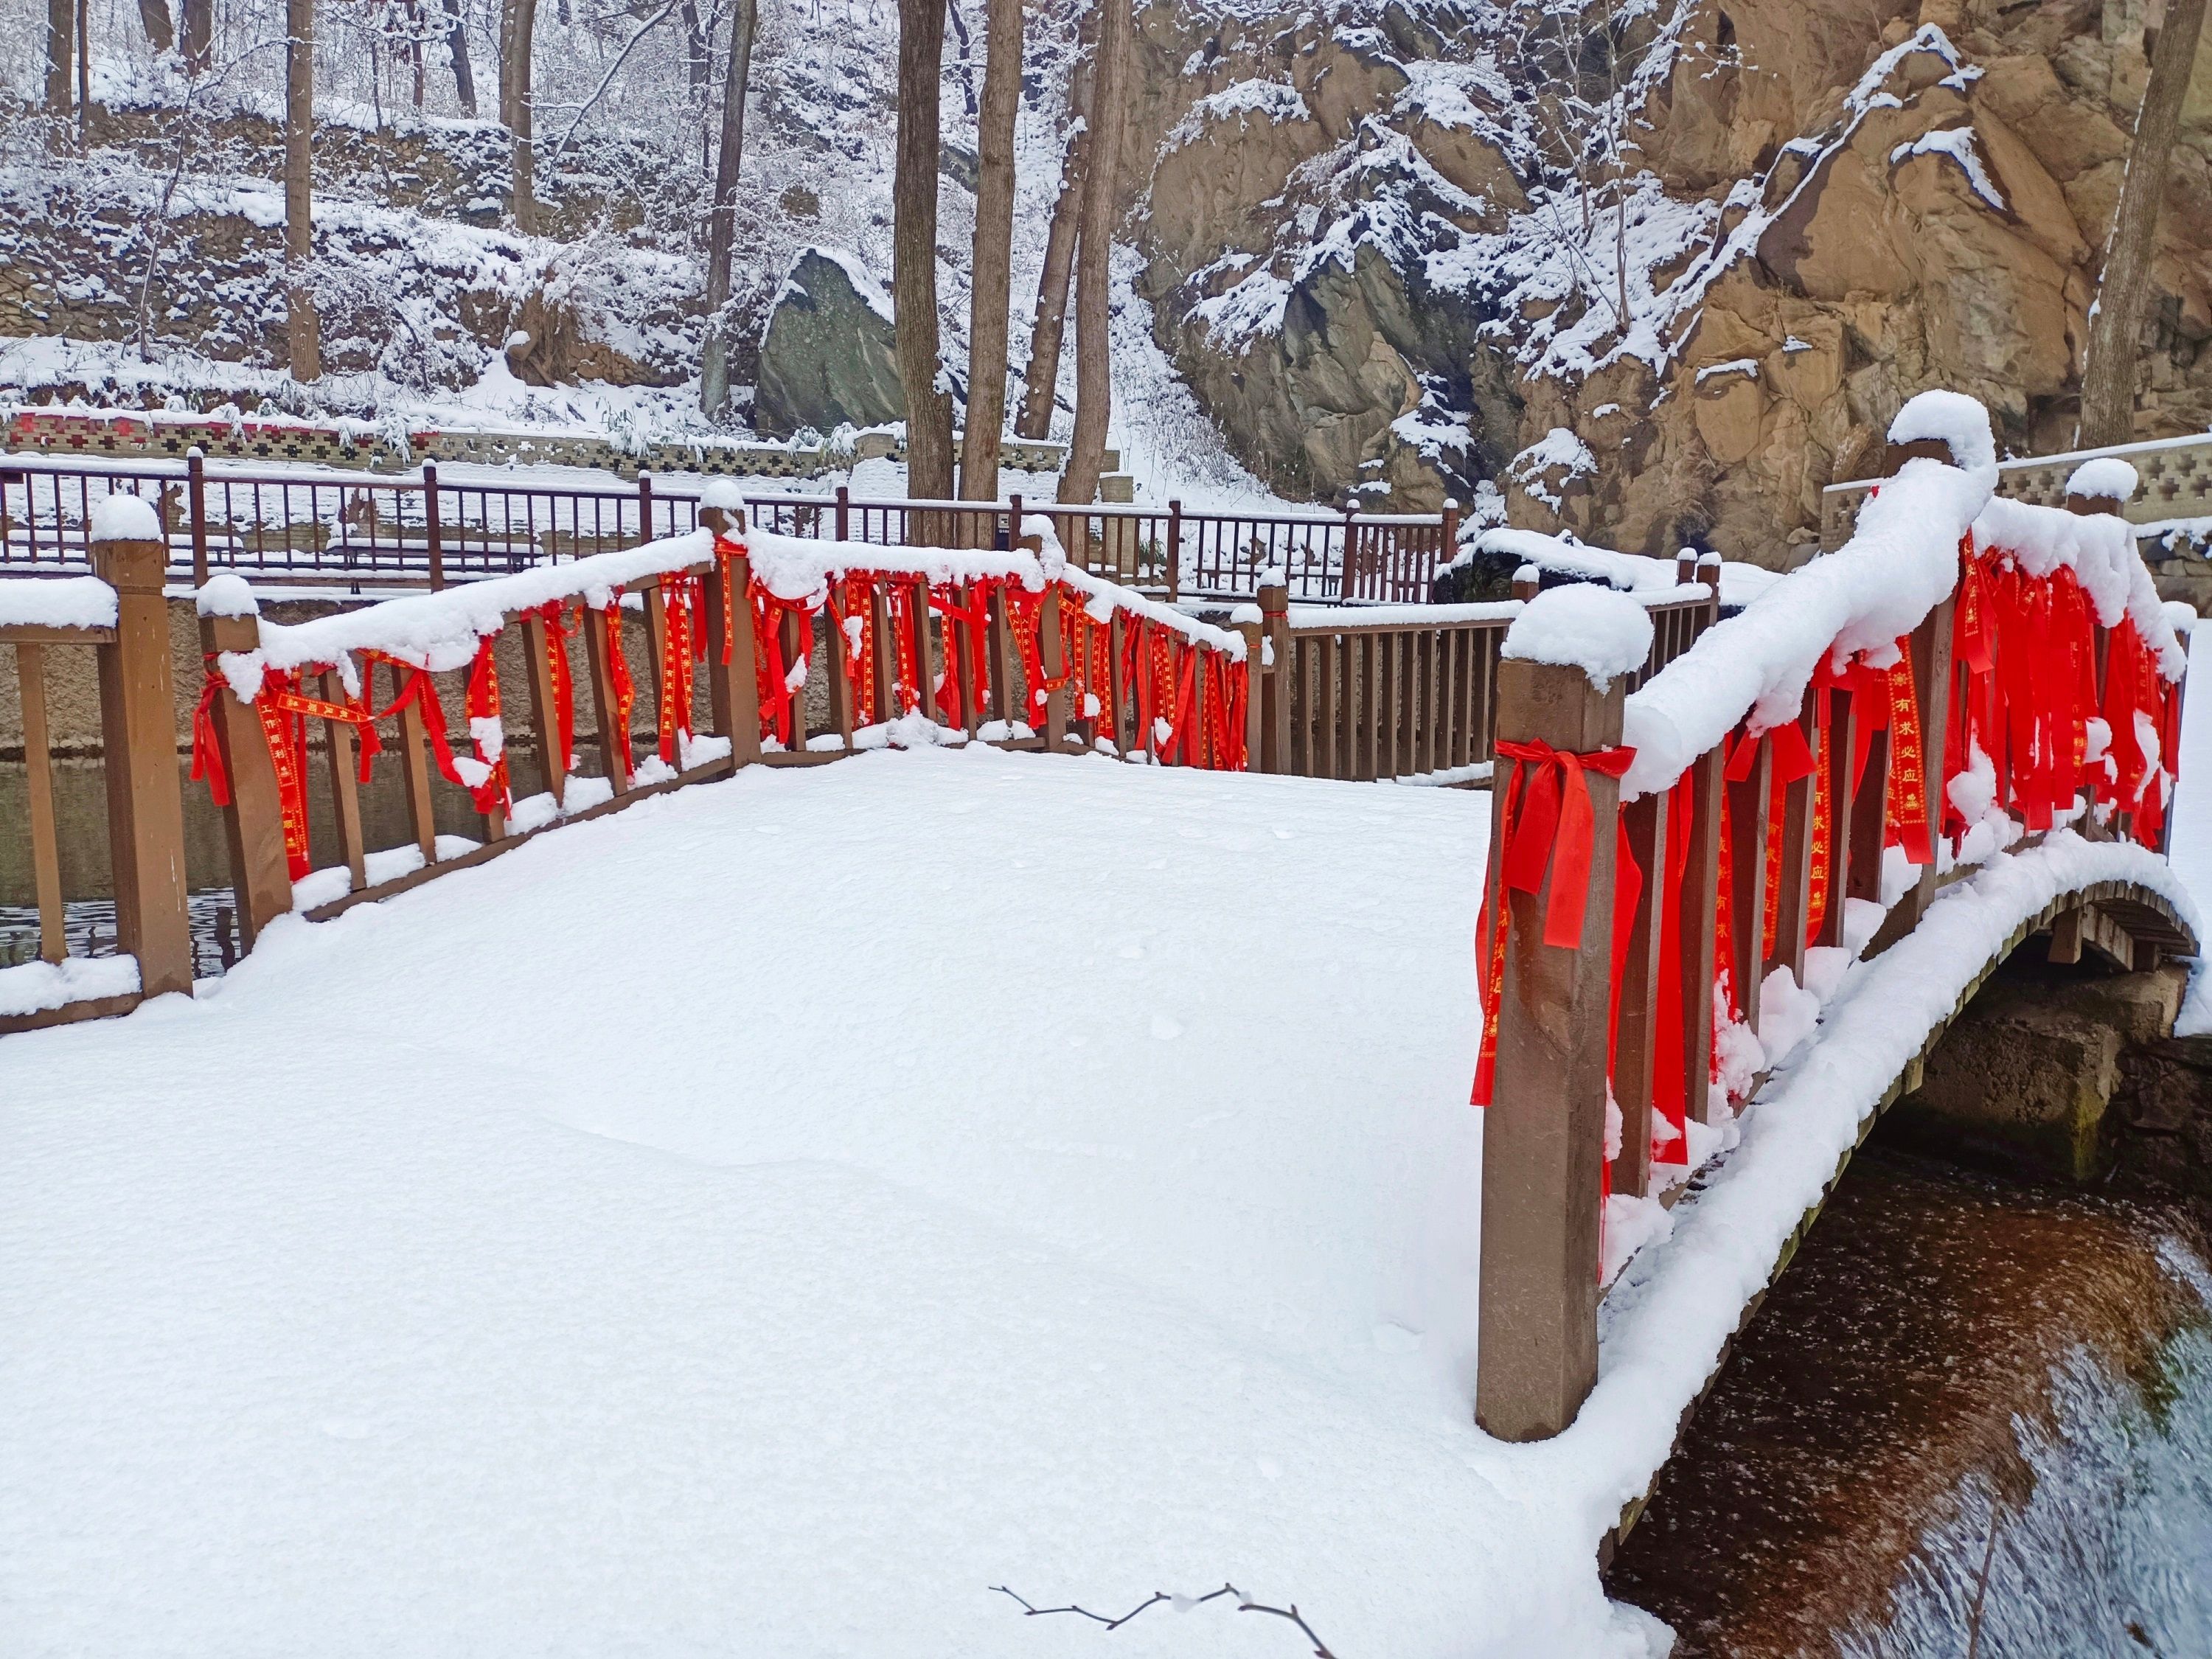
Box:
(2065, 456, 2139, 507)
(196, 574, 260, 619)
(88, 493, 163, 543)
(1885, 391, 1997, 490)
(1503, 584, 1654, 692)
(700, 479, 745, 512)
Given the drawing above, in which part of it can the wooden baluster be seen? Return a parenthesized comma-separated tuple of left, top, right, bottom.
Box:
(825, 580, 855, 752)
(1612, 790, 1669, 1199)
(1107, 611, 1131, 755)
(394, 675, 439, 861)
(521, 611, 568, 807)
(1260, 573, 1290, 773)
(1727, 731, 1771, 1037)
(911, 577, 939, 727)
(320, 669, 369, 891)
(870, 582, 897, 737)
(16, 642, 66, 963)
(986, 583, 1015, 735)
(582, 605, 631, 796)
(92, 532, 193, 997)
(1679, 745, 1725, 1124)
(1768, 690, 1818, 985)
(1360, 633, 1380, 781)
(1477, 656, 1625, 1442)
(1039, 581, 1069, 754)
(1815, 682, 1857, 949)
(1318, 633, 1340, 779)
(785, 607, 814, 752)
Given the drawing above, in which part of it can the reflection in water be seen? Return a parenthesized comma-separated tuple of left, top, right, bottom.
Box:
(1841, 1298, 2212, 1657)
(0, 752, 493, 977)
(1605, 1147, 2212, 1656)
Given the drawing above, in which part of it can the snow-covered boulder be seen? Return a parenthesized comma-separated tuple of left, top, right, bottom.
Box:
(754, 248, 904, 440)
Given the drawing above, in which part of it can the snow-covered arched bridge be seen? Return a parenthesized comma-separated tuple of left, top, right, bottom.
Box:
(1, 395, 2205, 1656)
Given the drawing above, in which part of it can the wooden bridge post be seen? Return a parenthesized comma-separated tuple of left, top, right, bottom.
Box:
(1476, 656, 1624, 1442)
(198, 588, 294, 947)
(93, 532, 195, 998)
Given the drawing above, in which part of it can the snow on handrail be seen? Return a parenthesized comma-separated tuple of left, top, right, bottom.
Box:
(203, 518, 1245, 702)
(0, 574, 117, 631)
(1618, 392, 2185, 800)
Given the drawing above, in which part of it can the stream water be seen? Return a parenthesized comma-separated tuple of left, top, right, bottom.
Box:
(0, 754, 485, 977)
(1606, 1140, 2212, 1656)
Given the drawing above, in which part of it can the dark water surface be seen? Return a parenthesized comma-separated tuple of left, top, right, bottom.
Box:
(1, 754, 489, 974)
(1606, 1144, 2212, 1655)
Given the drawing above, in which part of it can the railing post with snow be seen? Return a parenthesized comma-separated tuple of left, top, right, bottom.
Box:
(88, 525, 194, 998)
(198, 582, 294, 947)
(1476, 640, 1625, 1443)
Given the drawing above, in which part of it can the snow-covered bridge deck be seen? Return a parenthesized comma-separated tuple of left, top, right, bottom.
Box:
(6, 751, 1645, 1655)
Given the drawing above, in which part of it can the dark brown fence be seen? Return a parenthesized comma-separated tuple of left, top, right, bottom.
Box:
(1255, 576, 1717, 783)
(0, 457, 1459, 603)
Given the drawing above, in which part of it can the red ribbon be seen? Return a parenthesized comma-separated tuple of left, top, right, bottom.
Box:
(1472, 735, 1636, 1105)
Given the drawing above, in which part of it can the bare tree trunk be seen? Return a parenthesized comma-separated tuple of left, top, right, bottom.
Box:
(285, 0, 321, 381)
(1014, 17, 1094, 442)
(1058, 0, 1127, 507)
(698, 0, 757, 416)
(894, 0, 956, 502)
(2079, 0, 2209, 446)
(680, 0, 708, 93)
(406, 0, 426, 107)
(443, 0, 477, 115)
(959, 0, 1021, 503)
(501, 0, 540, 231)
(45, 0, 73, 113)
(76, 0, 91, 138)
(180, 0, 211, 72)
(136, 0, 175, 52)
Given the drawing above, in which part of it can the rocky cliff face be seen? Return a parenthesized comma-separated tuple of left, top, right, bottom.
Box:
(1112, 0, 2212, 563)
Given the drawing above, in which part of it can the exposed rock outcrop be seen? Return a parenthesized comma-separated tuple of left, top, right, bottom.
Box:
(753, 249, 905, 439)
(1113, 0, 2212, 559)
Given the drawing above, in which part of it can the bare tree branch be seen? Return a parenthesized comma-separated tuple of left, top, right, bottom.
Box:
(992, 1581, 1340, 1658)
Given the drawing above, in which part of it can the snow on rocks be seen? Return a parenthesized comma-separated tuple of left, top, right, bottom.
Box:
(2067, 456, 2140, 503)
(1503, 585, 1653, 692)
(0, 574, 117, 631)
(86, 491, 163, 543)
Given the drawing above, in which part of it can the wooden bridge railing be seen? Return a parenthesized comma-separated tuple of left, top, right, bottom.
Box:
(0, 456, 1459, 605)
(1472, 397, 2196, 1444)
(185, 506, 1257, 953)
(0, 522, 193, 1034)
(1251, 553, 1720, 782)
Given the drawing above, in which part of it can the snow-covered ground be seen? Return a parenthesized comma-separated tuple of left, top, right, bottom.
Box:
(0, 748, 1671, 1658)
(4, 602, 2208, 1655)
